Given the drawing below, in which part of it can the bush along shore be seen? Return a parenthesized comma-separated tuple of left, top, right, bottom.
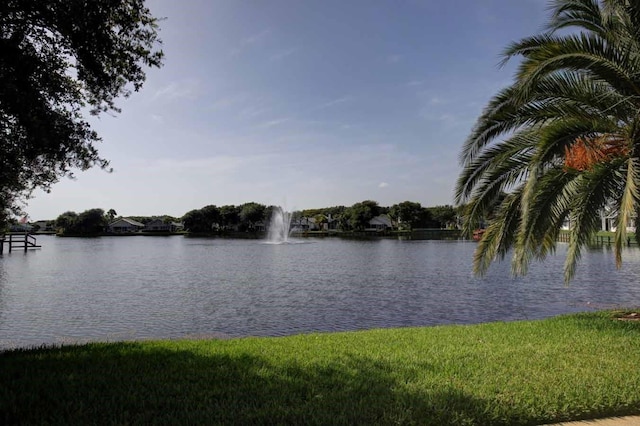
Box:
(2, 311, 640, 425)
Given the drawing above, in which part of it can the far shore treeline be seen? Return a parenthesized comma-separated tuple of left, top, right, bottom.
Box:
(16, 200, 459, 236)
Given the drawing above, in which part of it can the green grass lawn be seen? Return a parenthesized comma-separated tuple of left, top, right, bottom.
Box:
(2, 311, 640, 425)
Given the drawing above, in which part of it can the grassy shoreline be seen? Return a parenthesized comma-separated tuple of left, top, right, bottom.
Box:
(2, 311, 640, 425)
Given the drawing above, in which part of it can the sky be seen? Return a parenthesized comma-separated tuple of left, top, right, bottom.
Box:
(26, 0, 549, 220)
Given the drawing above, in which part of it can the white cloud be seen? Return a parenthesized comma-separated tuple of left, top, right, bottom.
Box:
(135, 156, 248, 176)
(314, 96, 353, 110)
(242, 29, 271, 46)
(239, 105, 269, 118)
(209, 94, 249, 111)
(258, 118, 291, 128)
(26, 139, 457, 219)
(230, 29, 272, 56)
(270, 48, 298, 61)
(151, 80, 199, 102)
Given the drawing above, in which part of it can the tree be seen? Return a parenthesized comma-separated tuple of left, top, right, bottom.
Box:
(200, 205, 220, 231)
(345, 200, 380, 230)
(75, 208, 107, 234)
(239, 202, 266, 231)
(313, 214, 327, 231)
(427, 205, 457, 229)
(456, 0, 640, 282)
(219, 205, 240, 230)
(301, 208, 323, 218)
(390, 201, 430, 230)
(0, 0, 163, 227)
(55, 211, 78, 233)
(54, 208, 105, 234)
(182, 209, 206, 233)
(106, 209, 117, 222)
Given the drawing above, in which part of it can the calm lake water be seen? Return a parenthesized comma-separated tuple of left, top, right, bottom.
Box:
(1, 235, 639, 348)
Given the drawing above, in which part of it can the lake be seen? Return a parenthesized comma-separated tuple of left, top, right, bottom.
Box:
(1, 235, 639, 348)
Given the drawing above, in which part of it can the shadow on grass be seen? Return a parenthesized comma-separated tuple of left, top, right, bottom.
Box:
(1, 342, 545, 425)
(557, 311, 640, 334)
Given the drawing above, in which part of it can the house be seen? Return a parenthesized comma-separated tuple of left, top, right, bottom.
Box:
(561, 209, 637, 233)
(9, 223, 33, 232)
(368, 215, 393, 231)
(108, 218, 145, 233)
(311, 214, 339, 231)
(308, 217, 320, 231)
(144, 219, 171, 232)
(326, 214, 339, 230)
(290, 218, 310, 233)
(31, 220, 54, 232)
(299, 215, 339, 231)
(601, 213, 636, 233)
(170, 222, 185, 232)
(289, 215, 339, 232)
(144, 219, 185, 232)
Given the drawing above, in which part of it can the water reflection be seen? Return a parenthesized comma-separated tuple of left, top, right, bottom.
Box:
(0, 236, 638, 348)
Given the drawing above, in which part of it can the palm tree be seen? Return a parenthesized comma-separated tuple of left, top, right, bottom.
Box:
(456, 0, 640, 283)
(107, 209, 117, 222)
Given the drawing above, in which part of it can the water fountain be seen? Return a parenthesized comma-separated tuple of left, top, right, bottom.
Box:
(266, 206, 293, 244)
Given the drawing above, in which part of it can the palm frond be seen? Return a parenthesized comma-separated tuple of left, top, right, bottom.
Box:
(459, 85, 528, 165)
(565, 158, 627, 282)
(614, 156, 639, 266)
(514, 33, 640, 100)
(473, 189, 523, 276)
(547, 0, 605, 35)
(513, 166, 575, 275)
(456, 129, 536, 203)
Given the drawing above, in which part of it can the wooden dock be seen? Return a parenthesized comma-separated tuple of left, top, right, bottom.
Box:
(0, 233, 41, 254)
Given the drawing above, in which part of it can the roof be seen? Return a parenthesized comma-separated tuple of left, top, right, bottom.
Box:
(369, 215, 393, 227)
(109, 218, 145, 227)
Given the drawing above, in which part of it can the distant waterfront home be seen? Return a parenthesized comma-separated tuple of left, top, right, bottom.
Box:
(143, 219, 184, 232)
(108, 218, 145, 233)
(310, 215, 338, 231)
(561, 209, 636, 233)
(290, 218, 310, 233)
(326, 214, 339, 230)
(144, 219, 170, 232)
(9, 223, 33, 232)
(31, 220, 54, 232)
(368, 215, 394, 231)
(600, 212, 636, 233)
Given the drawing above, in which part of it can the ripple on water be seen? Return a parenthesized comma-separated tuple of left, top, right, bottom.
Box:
(0, 236, 639, 348)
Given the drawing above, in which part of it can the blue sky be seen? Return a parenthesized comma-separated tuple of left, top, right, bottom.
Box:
(27, 0, 548, 220)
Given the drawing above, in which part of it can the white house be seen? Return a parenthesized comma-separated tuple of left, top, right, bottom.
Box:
(601, 214, 636, 233)
(561, 209, 636, 232)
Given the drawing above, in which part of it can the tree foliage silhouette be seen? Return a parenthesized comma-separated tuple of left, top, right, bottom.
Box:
(0, 0, 163, 225)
